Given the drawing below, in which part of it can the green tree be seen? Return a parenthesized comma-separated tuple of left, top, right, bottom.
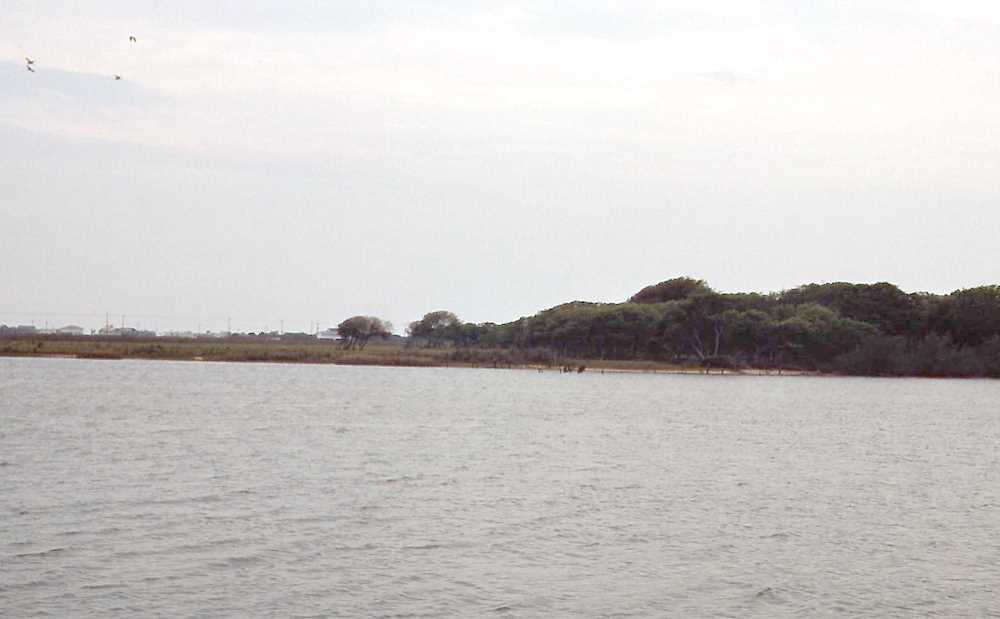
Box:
(655, 294, 729, 360)
(779, 282, 923, 336)
(936, 286, 1000, 346)
(337, 315, 392, 350)
(628, 277, 713, 304)
(407, 311, 461, 347)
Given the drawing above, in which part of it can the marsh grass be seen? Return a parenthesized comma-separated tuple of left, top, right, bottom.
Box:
(0, 335, 716, 373)
(0, 337, 505, 367)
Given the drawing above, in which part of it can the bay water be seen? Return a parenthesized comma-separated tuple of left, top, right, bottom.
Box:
(2, 357, 998, 616)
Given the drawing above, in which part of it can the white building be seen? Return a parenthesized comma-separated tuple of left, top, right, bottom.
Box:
(317, 328, 340, 340)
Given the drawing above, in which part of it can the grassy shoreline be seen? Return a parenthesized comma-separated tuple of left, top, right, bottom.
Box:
(0, 336, 806, 376)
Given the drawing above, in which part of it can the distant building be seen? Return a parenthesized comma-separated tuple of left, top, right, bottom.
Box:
(317, 328, 340, 340)
(0, 324, 37, 336)
(56, 325, 86, 336)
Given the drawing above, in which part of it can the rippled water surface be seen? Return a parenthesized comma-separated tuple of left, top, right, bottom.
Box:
(2, 357, 999, 617)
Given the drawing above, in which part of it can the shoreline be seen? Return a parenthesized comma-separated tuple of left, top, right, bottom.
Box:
(0, 340, 813, 376)
(4, 348, 988, 379)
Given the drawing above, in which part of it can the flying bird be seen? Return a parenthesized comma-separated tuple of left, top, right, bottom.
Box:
(26, 65, 35, 73)
(114, 74, 121, 80)
(129, 35, 136, 42)
(25, 57, 35, 65)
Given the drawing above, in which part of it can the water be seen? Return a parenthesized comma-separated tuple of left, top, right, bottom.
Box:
(2, 357, 999, 617)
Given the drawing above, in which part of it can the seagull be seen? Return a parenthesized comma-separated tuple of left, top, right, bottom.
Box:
(25, 57, 35, 65)
(129, 35, 137, 42)
(114, 74, 121, 80)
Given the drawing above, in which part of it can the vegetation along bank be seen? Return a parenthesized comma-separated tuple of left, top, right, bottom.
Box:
(4, 277, 1000, 378)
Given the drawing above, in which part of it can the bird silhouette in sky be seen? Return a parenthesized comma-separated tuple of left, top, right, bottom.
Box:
(26, 65, 35, 73)
(114, 74, 122, 80)
(25, 57, 35, 65)
(129, 35, 137, 42)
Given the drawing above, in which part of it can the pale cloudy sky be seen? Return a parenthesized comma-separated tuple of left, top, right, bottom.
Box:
(3, 1, 1000, 333)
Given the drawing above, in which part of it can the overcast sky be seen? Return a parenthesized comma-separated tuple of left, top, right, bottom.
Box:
(3, 1, 1000, 333)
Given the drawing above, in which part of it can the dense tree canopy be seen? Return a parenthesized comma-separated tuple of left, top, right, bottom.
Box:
(628, 277, 713, 304)
(414, 276, 1000, 377)
(934, 286, 1000, 346)
(777, 282, 923, 336)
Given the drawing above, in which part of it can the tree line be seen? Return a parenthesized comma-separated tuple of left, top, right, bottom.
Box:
(338, 277, 1000, 377)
